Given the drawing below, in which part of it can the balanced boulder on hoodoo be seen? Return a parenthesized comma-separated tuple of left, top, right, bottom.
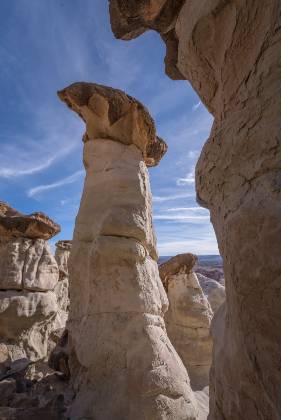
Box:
(58, 82, 199, 420)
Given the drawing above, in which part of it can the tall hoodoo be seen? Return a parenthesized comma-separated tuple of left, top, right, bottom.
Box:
(109, 1, 281, 419)
(159, 254, 213, 391)
(58, 82, 199, 420)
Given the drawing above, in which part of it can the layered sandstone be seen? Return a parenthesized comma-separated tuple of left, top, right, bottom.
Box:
(160, 254, 213, 391)
(0, 204, 62, 365)
(54, 240, 71, 314)
(55, 240, 72, 279)
(0, 202, 60, 240)
(58, 83, 199, 420)
(109, 2, 281, 418)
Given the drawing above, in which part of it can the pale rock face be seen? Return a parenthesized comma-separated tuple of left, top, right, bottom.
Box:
(0, 290, 58, 361)
(109, 1, 281, 418)
(162, 269, 213, 390)
(55, 240, 72, 279)
(0, 238, 59, 292)
(159, 254, 213, 390)
(59, 83, 199, 420)
(196, 273, 225, 313)
(54, 240, 71, 314)
(0, 206, 62, 366)
(54, 278, 69, 314)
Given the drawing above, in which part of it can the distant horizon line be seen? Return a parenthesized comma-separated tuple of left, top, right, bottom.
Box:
(159, 254, 221, 257)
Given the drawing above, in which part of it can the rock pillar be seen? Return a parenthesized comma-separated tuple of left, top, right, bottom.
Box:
(54, 240, 71, 314)
(58, 83, 198, 420)
(109, 1, 281, 418)
(160, 254, 213, 391)
(0, 203, 61, 364)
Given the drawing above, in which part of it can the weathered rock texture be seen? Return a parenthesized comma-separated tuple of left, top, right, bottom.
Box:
(0, 290, 58, 362)
(58, 83, 199, 420)
(0, 238, 59, 291)
(0, 202, 60, 240)
(109, 2, 281, 418)
(0, 204, 62, 365)
(54, 240, 71, 314)
(55, 240, 72, 280)
(196, 273, 225, 314)
(160, 254, 213, 391)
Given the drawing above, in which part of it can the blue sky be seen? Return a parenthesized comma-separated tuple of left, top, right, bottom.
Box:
(0, 0, 218, 255)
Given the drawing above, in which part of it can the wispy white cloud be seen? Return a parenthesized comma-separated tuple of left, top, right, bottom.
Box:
(154, 214, 209, 221)
(0, 145, 75, 178)
(147, 82, 190, 118)
(192, 101, 201, 111)
(27, 170, 84, 197)
(166, 207, 207, 213)
(158, 239, 219, 256)
(187, 150, 199, 159)
(176, 168, 195, 185)
(153, 193, 195, 203)
(160, 107, 213, 146)
(154, 206, 209, 222)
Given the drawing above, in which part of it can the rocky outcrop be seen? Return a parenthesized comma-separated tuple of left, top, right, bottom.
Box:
(160, 254, 213, 391)
(196, 273, 225, 313)
(0, 238, 58, 291)
(109, 2, 281, 418)
(0, 290, 58, 362)
(58, 83, 199, 420)
(0, 204, 63, 367)
(0, 202, 60, 240)
(195, 266, 224, 285)
(55, 240, 72, 280)
(0, 357, 72, 418)
(54, 240, 71, 314)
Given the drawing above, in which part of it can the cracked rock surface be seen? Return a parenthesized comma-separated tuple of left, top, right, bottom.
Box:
(109, 1, 281, 418)
(0, 205, 64, 366)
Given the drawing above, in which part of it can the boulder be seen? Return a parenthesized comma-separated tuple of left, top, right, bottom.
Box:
(0, 202, 60, 240)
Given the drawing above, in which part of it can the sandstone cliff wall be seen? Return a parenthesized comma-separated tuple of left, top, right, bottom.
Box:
(109, 1, 281, 418)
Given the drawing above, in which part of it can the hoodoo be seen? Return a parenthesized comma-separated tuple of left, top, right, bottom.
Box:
(159, 254, 213, 391)
(58, 83, 199, 420)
